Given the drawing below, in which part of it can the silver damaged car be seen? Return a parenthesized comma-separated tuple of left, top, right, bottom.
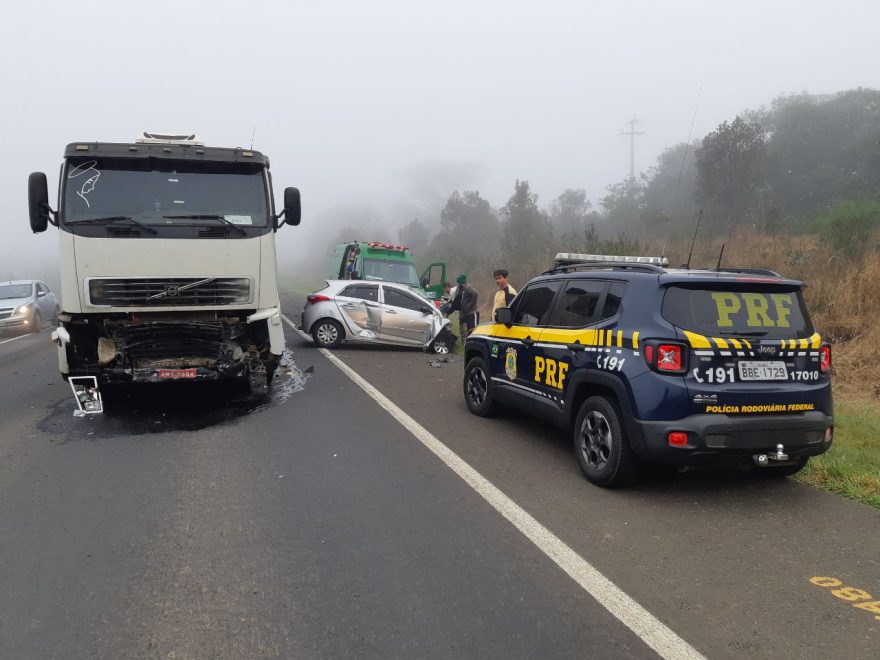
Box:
(301, 280, 455, 353)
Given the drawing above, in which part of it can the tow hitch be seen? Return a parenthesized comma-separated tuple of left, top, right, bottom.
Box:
(753, 444, 789, 467)
(69, 376, 103, 416)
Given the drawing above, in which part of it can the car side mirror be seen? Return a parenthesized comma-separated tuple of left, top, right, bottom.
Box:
(29, 172, 51, 233)
(278, 186, 301, 228)
(495, 307, 512, 326)
(37, 291, 46, 298)
(421, 306, 432, 315)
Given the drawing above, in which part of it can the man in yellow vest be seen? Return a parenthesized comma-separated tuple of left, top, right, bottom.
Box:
(492, 269, 517, 316)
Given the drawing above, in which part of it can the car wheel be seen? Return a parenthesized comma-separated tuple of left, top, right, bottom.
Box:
(30, 310, 42, 332)
(463, 356, 499, 417)
(312, 319, 344, 349)
(754, 456, 809, 477)
(430, 328, 455, 354)
(573, 396, 640, 487)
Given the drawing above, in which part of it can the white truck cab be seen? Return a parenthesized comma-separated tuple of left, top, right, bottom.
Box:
(28, 132, 301, 398)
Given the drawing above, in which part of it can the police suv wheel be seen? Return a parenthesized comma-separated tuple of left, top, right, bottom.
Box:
(464, 357, 499, 417)
(574, 396, 639, 487)
(312, 319, 343, 349)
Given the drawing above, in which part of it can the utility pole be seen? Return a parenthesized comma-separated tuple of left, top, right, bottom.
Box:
(620, 116, 645, 182)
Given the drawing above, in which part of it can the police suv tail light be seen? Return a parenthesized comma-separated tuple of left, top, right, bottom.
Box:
(306, 294, 330, 305)
(643, 340, 688, 374)
(819, 344, 832, 373)
(667, 431, 688, 447)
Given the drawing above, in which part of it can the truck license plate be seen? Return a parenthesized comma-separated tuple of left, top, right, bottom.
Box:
(737, 361, 788, 381)
(158, 368, 197, 379)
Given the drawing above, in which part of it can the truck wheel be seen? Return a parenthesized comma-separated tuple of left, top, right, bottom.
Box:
(463, 356, 499, 417)
(574, 396, 640, 487)
(312, 319, 343, 349)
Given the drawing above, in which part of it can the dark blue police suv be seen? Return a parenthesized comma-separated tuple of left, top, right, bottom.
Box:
(463, 254, 833, 487)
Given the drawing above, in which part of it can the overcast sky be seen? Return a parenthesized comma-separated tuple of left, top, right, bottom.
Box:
(2, 0, 878, 279)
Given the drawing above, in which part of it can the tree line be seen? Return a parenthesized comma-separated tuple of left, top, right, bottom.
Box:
(320, 87, 880, 283)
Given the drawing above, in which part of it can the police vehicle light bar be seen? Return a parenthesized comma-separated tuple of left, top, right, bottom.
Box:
(554, 253, 669, 267)
(367, 242, 409, 251)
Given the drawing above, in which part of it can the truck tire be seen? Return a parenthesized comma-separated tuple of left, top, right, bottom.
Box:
(573, 396, 640, 487)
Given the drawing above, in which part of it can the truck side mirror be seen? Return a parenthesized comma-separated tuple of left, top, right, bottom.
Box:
(495, 307, 512, 326)
(29, 172, 51, 233)
(282, 187, 301, 227)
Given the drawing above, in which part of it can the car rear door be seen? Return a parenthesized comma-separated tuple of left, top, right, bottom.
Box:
(379, 286, 433, 345)
(335, 284, 382, 339)
(530, 279, 619, 422)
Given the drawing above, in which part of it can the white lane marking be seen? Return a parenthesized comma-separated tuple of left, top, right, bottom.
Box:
(281, 314, 704, 660)
(0, 331, 43, 346)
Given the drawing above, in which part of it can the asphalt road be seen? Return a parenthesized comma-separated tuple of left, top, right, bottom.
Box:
(0, 296, 877, 659)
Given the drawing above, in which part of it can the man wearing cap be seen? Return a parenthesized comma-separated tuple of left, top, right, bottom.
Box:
(447, 273, 479, 339)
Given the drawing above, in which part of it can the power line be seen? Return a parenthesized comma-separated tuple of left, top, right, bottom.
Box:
(620, 116, 645, 181)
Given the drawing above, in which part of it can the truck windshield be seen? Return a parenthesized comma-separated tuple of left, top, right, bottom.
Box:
(363, 259, 420, 286)
(62, 158, 269, 227)
(0, 284, 33, 299)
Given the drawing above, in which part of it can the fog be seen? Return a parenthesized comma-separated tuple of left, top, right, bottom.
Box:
(2, 0, 877, 287)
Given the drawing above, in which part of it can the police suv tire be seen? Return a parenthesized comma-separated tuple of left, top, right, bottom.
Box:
(312, 319, 343, 349)
(573, 396, 640, 487)
(754, 456, 809, 477)
(464, 356, 499, 417)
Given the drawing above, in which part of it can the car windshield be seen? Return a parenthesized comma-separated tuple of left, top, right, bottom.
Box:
(362, 259, 420, 286)
(62, 157, 269, 226)
(662, 285, 813, 339)
(0, 284, 33, 299)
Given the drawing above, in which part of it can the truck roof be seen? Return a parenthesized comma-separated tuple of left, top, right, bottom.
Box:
(63, 142, 270, 167)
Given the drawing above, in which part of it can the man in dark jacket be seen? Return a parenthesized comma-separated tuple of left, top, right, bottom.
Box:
(448, 273, 479, 338)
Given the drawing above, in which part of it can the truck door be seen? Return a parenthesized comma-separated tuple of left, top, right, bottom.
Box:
(379, 286, 433, 345)
(419, 262, 447, 302)
(335, 284, 382, 338)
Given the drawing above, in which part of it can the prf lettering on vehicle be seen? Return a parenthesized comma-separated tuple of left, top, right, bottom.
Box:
(534, 356, 569, 390)
(711, 291, 795, 328)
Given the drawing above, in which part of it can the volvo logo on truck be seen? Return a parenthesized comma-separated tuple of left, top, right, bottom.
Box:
(28, 132, 303, 410)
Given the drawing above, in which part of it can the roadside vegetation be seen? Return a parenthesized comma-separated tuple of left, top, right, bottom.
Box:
(796, 400, 880, 508)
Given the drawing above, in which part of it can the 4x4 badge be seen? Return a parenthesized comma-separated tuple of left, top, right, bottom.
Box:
(505, 347, 518, 381)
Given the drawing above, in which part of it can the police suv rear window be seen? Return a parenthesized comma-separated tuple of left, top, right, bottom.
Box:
(661, 285, 813, 339)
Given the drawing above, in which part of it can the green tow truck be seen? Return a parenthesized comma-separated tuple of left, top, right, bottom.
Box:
(329, 241, 447, 302)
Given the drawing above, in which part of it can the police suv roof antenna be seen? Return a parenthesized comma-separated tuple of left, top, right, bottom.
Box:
(684, 209, 703, 269)
(250, 125, 256, 150)
(715, 243, 725, 271)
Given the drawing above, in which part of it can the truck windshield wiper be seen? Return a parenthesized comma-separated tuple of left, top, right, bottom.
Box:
(719, 330, 768, 336)
(163, 214, 247, 236)
(72, 216, 158, 234)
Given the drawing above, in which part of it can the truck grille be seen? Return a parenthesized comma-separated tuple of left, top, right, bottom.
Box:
(121, 322, 225, 362)
(88, 278, 251, 307)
